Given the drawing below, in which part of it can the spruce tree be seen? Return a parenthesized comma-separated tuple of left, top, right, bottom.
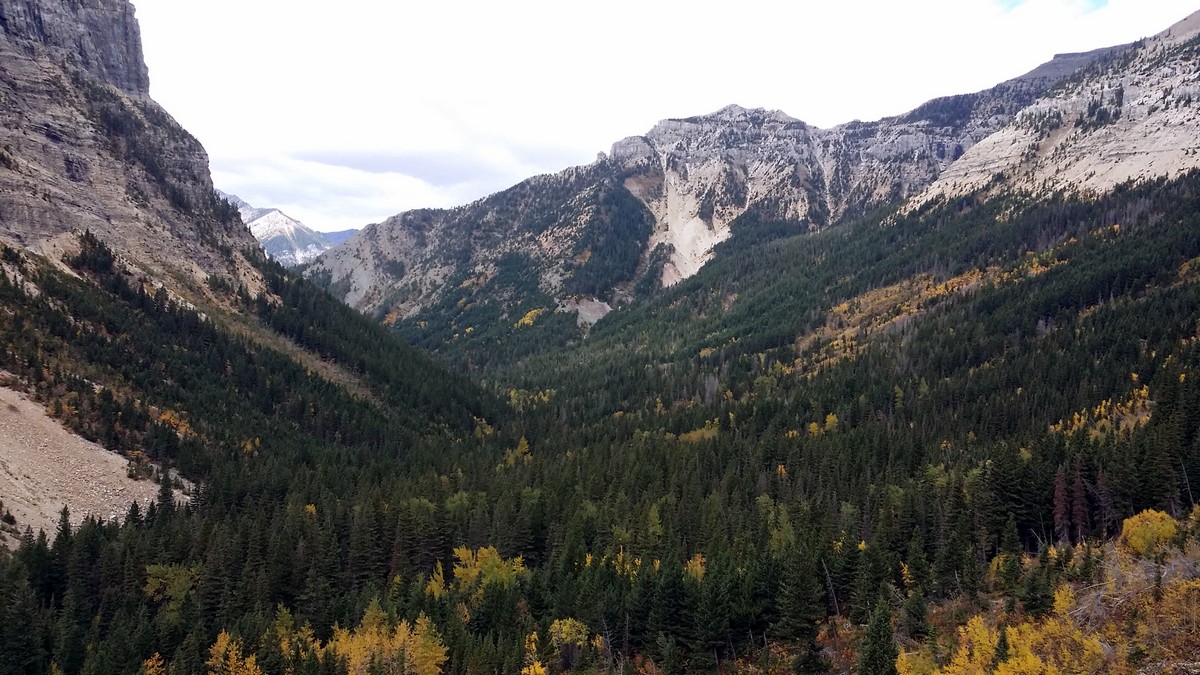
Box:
(856, 594, 898, 675)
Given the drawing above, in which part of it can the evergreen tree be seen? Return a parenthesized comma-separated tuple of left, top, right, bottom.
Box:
(901, 591, 929, 642)
(772, 545, 827, 671)
(856, 594, 898, 675)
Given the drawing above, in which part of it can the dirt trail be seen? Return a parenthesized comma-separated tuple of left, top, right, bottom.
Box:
(0, 381, 163, 547)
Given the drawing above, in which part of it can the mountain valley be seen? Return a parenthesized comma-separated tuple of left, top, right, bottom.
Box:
(0, 2, 1199, 674)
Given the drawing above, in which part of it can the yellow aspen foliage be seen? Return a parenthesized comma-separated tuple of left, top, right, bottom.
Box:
(1121, 509, 1178, 557)
(548, 618, 590, 671)
(1052, 584, 1075, 616)
(328, 601, 446, 675)
(408, 615, 449, 675)
(934, 614, 1108, 675)
(520, 662, 548, 675)
(521, 631, 547, 675)
(141, 653, 167, 675)
(503, 436, 532, 466)
(514, 308, 544, 328)
(998, 618, 1106, 674)
(684, 552, 706, 582)
(935, 616, 996, 675)
(272, 606, 320, 660)
(206, 631, 263, 675)
(452, 546, 527, 600)
(896, 648, 935, 675)
(424, 561, 446, 599)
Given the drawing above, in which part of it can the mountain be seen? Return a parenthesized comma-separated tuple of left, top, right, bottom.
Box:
(217, 190, 338, 266)
(915, 12, 1200, 206)
(3, 4, 1200, 674)
(306, 43, 1133, 346)
(0, 0, 263, 299)
(0, 0, 488, 563)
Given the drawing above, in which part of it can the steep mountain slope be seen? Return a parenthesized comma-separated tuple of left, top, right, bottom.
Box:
(0, 0, 261, 299)
(918, 11, 1200, 205)
(219, 190, 335, 266)
(308, 45, 1123, 353)
(0, 0, 492, 537)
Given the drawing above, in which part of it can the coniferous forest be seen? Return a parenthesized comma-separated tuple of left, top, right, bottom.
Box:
(2, 172, 1200, 674)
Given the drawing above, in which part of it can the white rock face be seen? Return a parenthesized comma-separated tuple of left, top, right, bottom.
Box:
(914, 10, 1200, 206)
(620, 106, 814, 287)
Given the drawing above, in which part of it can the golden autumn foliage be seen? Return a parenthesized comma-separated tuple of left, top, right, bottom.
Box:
(548, 618, 590, 670)
(424, 561, 447, 599)
(904, 526, 1200, 675)
(451, 546, 527, 600)
(1120, 509, 1178, 557)
(1049, 385, 1151, 439)
(521, 631, 547, 675)
(141, 653, 167, 675)
(914, 613, 1107, 675)
(679, 419, 720, 443)
(514, 308, 545, 328)
(206, 631, 263, 675)
(328, 601, 447, 675)
(503, 436, 532, 467)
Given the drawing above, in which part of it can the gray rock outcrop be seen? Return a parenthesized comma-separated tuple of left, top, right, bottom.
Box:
(0, 0, 264, 298)
(0, 0, 149, 95)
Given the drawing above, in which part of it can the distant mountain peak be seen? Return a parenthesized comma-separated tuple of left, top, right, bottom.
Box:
(221, 191, 351, 267)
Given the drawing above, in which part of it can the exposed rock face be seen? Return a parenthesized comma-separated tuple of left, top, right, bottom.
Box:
(309, 47, 1118, 325)
(914, 11, 1200, 205)
(0, 0, 262, 298)
(0, 0, 149, 96)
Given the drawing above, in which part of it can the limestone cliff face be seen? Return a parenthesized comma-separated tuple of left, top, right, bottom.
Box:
(914, 10, 1200, 206)
(309, 47, 1114, 326)
(0, 0, 263, 298)
(0, 0, 148, 95)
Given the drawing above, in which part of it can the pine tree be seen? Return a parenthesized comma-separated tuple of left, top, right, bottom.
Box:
(856, 594, 898, 675)
(901, 591, 929, 642)
(1071, 461, 1089, 542)
(1053, 465, 1070, 544)
(772, 545, 827, 672)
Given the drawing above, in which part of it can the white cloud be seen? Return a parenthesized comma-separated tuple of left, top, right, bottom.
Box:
(132, 0, 1199, 231)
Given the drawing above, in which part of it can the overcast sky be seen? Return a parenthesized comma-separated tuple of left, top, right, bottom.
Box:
(131, 0, 1198, 232)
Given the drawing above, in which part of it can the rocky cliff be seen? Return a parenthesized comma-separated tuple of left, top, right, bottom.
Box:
(0, 0, 262, 299)
(308, 46, 1120, 332)
(0, 0, 148, 95)
(915, 11, 1200, 206)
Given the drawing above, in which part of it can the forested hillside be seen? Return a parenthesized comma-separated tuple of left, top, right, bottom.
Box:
(2, 170, 1200, 673)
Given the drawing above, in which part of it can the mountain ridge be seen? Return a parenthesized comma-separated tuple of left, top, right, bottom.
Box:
(307, 37, 1155, 351)
(913, 9, 1200, 208)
